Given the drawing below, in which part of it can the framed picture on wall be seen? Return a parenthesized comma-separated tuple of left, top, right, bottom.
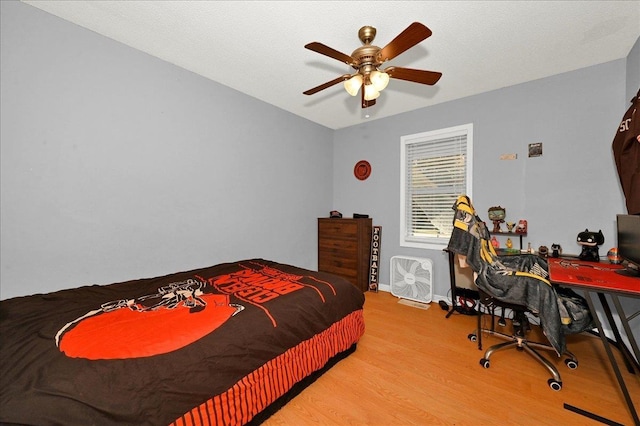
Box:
(528, 142, 543, 157)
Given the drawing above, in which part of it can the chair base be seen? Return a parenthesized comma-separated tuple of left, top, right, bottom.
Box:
(469, 309, 578, 391)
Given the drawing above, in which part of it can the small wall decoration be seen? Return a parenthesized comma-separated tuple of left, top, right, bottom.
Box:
(368, 226, 381, 292)
(528, 142, 543, 157)
(354, 160, 371, 180)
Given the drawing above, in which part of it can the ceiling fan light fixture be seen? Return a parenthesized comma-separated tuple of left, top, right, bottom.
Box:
(344, 74, 363, 96)
(364, 83, 380, 101)
(370, 70, 390, 91)
(303, 22, 441, 109)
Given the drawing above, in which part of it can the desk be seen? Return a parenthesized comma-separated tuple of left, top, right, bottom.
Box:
(548, 258, 640, 425)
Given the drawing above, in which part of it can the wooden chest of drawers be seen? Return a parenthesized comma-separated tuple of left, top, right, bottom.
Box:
(318, 217, 372, 292)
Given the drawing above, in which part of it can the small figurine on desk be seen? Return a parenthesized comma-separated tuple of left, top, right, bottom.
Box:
(538, 245, 549, 258)
(506, 238, 513, 249)
(506, 222, 516, 232)
(550, 243, 562, 258)
(491, 236, 500, 249)
(607, 247, 622, 264)
(577, 229, 605, 262)
(488, 206, 506, 233)
(515, 220, 528, 234)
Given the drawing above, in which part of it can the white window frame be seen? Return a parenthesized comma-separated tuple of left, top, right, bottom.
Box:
(400, 123, 473, 250)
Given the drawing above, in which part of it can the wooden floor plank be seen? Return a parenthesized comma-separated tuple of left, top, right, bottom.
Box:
(264, 291, 640, 425)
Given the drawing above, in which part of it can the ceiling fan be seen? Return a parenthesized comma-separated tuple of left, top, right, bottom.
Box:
(303, 22, 442, 108)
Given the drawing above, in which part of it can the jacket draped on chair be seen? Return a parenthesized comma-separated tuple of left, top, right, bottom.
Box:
(447, 195, 593, 355)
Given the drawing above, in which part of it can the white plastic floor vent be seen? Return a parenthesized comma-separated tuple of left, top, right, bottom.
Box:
(390, 256, 433, 304)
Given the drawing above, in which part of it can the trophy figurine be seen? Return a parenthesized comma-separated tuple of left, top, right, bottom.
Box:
(488, 206, 506, 233)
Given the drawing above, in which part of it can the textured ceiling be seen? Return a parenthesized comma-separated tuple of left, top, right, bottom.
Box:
(22, 1, 640, 129)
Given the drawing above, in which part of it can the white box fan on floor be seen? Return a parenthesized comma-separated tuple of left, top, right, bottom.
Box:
(390, 256, 433, 304)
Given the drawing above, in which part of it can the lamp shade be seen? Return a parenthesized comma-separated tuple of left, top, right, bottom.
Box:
(370, 70, 390, 91)
(344, 74, 363, 96)
(363, 83, 380, 101)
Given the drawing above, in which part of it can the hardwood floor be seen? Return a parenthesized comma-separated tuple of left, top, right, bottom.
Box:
(264, 291, 640, 425)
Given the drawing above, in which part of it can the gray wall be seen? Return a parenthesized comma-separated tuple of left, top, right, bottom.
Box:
(333, 59, 629, 299)
(627, 34, 640, 101)
(0, 0, 333, 299)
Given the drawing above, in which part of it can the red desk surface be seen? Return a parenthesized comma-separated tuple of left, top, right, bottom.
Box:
(548, 257, 640, 297)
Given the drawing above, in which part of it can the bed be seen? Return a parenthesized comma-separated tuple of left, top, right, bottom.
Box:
(0, 259, 365, 425)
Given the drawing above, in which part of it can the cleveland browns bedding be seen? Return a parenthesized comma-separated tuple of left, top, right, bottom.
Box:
(0, 259, 365, 425)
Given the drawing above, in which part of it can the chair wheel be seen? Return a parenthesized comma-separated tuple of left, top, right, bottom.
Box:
(468, 333, 477, 342)
(565, 359, 578, 369)
(548, 379, 562, 391)
(480, 358, 490, 368)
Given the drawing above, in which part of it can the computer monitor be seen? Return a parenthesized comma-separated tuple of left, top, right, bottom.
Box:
(616, 214, 640, 278)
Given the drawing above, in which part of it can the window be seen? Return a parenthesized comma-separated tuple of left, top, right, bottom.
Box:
(400, 123, 473, 249)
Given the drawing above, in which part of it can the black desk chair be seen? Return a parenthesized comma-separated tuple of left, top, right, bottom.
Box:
(447, 195, 592, 391)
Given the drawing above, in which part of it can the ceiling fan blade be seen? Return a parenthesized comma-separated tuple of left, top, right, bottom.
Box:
(378, 22, 433, 63)
(303, 74, 351, 95)
(386, 66, 442, 85)
(305, 42, 357, 66)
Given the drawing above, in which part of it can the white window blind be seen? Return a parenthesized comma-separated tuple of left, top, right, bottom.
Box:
(400, 124, 473, 249)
